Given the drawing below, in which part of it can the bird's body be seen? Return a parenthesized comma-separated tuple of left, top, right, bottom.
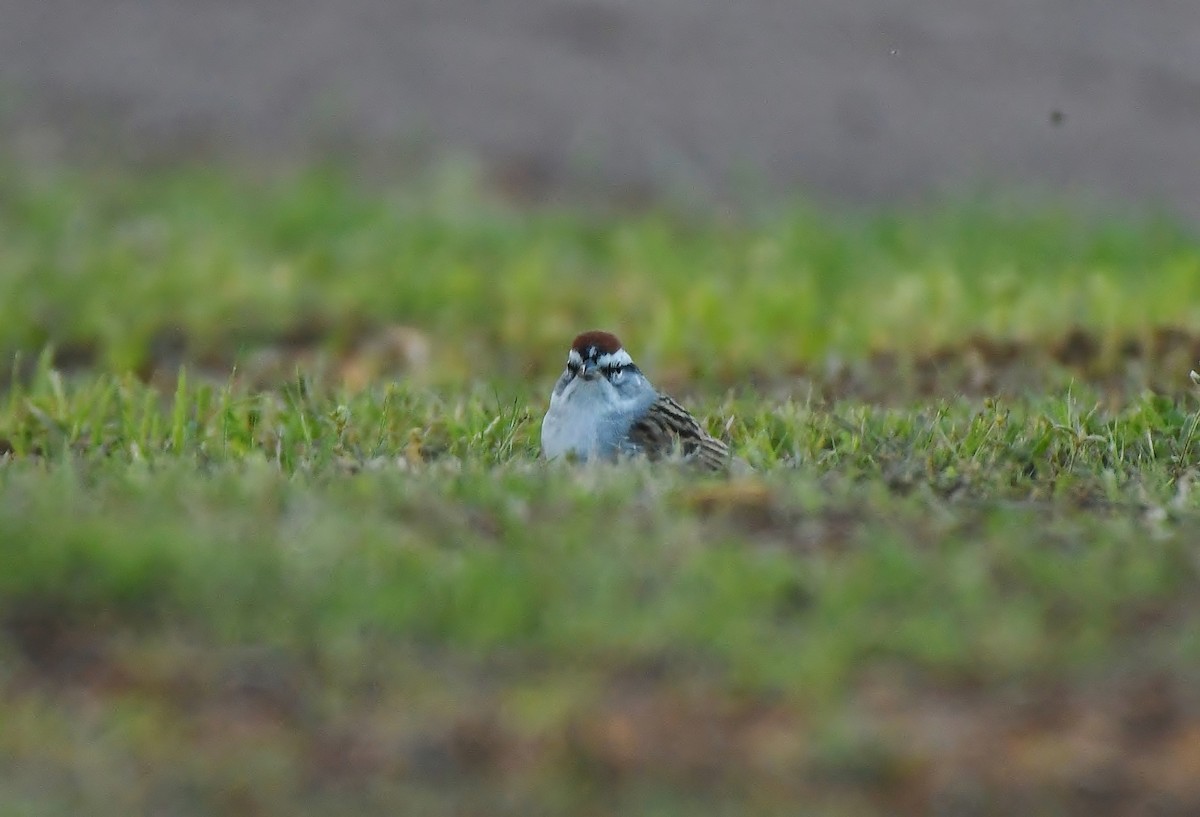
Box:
(539, 367, 656, 461)
(541, 330, 732, 470)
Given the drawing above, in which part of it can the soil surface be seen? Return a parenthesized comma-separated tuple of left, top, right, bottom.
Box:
(2, 0, 1198, 215)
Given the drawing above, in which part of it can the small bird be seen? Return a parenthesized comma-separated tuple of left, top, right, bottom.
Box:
(541, 330, 732, 470)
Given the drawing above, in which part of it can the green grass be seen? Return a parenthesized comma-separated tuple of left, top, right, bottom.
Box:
(3, 164, 1200, 377)
(3, 165, 1200, 816)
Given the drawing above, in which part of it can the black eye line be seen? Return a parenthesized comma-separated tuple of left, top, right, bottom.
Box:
(569, 358, 635, 378)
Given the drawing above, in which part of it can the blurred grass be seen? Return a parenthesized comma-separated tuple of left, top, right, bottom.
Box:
(1, 164, 1199, 378)
(2, 165, 1200, 815)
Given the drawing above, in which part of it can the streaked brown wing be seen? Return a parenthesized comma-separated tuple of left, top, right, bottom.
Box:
(627, 394, 731, 471)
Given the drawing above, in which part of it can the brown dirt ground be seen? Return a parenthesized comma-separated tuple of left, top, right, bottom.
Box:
(1, 1, 1198, 218)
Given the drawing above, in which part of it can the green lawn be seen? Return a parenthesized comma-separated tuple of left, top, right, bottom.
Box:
(2, 165, 1200, 816)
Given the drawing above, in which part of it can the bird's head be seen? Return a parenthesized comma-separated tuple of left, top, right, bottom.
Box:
(551, 330, 649, 405)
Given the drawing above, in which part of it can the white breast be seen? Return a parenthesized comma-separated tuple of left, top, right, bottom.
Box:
(540, 376, 655, 462)
(541, 398, 605, 460)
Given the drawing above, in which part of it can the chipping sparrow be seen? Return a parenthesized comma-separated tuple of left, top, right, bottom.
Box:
(541, 330, 732, 470)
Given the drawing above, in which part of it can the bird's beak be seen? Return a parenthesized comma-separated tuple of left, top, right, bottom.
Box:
(578, 360, 600, 380)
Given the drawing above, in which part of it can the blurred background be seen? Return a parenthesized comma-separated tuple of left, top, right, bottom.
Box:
(6, 5, 1200, 817)
(2, 0, 1198, 217)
